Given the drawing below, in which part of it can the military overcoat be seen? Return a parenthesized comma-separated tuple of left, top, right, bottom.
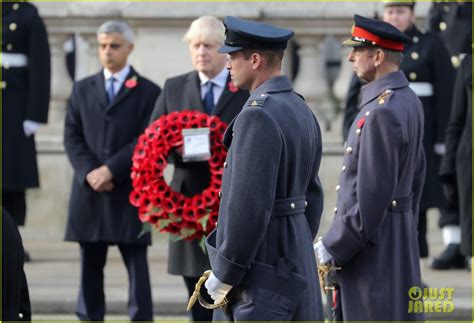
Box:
(323, 71, 426, 321)
(206, 75, 324, 321)
(440, 55, 472, 256)
(2, 2, 50, 191)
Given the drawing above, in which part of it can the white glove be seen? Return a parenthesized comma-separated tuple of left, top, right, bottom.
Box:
(314, 240, 333, 265)
(434, 143, 446, 156)
(23, 120, 42, 137)
(204, 271, 233, 303)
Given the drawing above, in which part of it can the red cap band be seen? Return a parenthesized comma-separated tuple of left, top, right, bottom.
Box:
(352, 26, 405, 51)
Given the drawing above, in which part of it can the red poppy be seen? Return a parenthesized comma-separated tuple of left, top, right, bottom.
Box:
(228, 81, 238, 93)
(357, 117, 366, 129)
(125, 78, 137, 89)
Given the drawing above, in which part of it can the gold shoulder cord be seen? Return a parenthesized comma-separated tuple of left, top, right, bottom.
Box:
(186, 270, 229, 311)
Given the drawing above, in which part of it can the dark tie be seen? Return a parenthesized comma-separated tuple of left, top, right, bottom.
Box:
(106, 77, 116, 104)
(203, 81, 215, 114)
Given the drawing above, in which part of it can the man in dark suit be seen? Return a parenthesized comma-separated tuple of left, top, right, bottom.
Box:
(204, 16, 324, 320)
(2, 1, 51, 262)
(64, 20, 161, 321)
(317, 15, 426, 320)
(149, 16, 248, 322)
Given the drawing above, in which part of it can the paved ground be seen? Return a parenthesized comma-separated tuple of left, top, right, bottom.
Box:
(23, 210, 472, 322)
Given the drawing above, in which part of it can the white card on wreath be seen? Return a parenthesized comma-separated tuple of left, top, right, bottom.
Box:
(182, 128, 211, 162)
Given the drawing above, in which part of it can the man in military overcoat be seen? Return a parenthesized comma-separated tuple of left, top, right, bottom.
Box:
(342, 1, 460, 270)
(149, 16, 249, 322)
(63, 21, 160, 321)
(316, 15, 426, 321)
(2, 1, 50, 255)
(204, 16, 324, 321)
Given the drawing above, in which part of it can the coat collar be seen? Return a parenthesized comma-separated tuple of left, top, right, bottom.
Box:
(359, 70, 409, 107)
(249, 75, 293, 100)
(91, 66, 140, 111)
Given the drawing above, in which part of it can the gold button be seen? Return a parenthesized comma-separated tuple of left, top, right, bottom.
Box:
(365, 111, 370, 117)
(341, 165, 346, 172)
(232, 132, 235, 137)
(223, 162, 227, 168)
(1, 81, 7, 89)
(335, 185, 341, 192)
(304, 201, 308, 207)
(439, 22, 447, 31)
(451, 56, 461, 69)
(333, 207, 338, 213)
(411, 52, 419, 60)
(218, 192, 222, 198)
(12, 3, 19, 10)
(6, 44, 13, 51)
(356, 128, 361, 136)
(9, 23, 17, 31)
(290, 203, 296, 210)
(392, 200, 397, 208)
(346, 147, 353, 154)
(409, 72, 417, 81)
(412, 36, 419, 43)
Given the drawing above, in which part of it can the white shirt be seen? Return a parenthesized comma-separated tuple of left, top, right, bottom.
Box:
(103, 65, 131, 95)
(199, 67, 229, 106)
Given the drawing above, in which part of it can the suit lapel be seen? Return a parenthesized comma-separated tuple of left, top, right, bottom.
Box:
(106, 67, 138, 111)
(91, 72, 108, 110)
(184, 71, 206, 113)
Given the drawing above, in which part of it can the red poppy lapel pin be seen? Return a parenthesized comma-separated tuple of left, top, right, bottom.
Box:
(227, 81, 238, 93)
(357, 117, 366, 129)
(125, 76, 138, 89)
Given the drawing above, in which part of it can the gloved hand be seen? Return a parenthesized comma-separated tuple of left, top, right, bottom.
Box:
(204, 271, 233, 304)
(23, 120, 42, 137)
(314, 240, 333, 265)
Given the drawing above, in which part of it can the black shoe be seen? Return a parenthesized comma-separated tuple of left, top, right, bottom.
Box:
(24, 250, 31, 263)
(429, 244, 466, 270)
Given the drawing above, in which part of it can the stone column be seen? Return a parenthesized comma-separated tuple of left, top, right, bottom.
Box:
(82, 33, 102, 76)
(332, 38, 354, 104)
(41, 32, 73, 136)
(293, 34, 333, 131)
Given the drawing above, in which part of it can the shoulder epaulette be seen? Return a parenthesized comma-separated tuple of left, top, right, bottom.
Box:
(377, 89, 393, 105)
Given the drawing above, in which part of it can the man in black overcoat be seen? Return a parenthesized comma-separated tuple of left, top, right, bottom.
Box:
(63, 20, 161, 321)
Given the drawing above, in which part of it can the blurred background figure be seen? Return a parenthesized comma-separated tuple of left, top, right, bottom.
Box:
(2, 0, 51, 262)
(2, 208, 31, 322)
(342, 1, 460, 274)
(149, 16, 249, 322)
(439, 36, 472, 272)
(427, 0, 472, 69)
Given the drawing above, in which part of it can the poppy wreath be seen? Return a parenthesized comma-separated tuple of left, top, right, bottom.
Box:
(130, 110, 228, 243)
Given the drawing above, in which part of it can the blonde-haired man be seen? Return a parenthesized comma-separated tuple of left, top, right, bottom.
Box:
(149, 16, 248, 321)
